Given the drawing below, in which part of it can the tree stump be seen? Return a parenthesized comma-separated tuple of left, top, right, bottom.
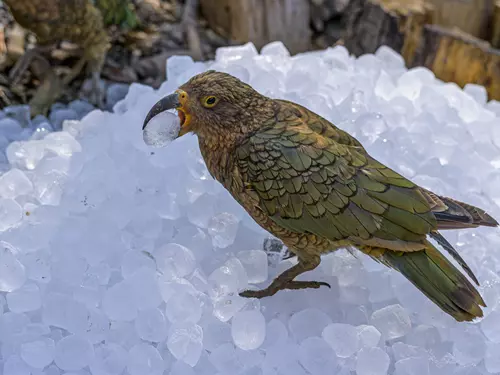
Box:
(426, 0, 493, 40)
(199, 0, 311, 54)
(412, 25, 500, 101)
(342, 0, 433, 65)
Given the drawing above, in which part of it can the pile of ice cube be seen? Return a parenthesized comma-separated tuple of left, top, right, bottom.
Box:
(1, 41, 500, 375)
(0, 83, 130, 173)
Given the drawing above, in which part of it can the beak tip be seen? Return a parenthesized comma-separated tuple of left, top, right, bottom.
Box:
(142, 93, 181, 130)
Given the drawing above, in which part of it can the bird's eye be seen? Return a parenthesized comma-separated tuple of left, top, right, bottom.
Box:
(203, 96, 218, 108)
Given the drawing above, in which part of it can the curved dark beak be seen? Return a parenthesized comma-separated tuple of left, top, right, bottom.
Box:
(142, 93, 181, 130)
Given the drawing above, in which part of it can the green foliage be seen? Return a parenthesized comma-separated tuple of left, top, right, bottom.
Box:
(93, 0, 139, 29)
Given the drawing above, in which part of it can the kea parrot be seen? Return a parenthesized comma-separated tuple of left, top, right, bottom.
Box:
(143, 70, 499, 322)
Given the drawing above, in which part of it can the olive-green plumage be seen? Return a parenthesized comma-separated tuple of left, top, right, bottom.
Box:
(144, 70, 499, 322)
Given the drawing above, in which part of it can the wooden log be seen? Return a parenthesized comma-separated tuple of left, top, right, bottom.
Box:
(426, 0, 493, 40)
(199, 0, 311, 54)
(412, 24, 500, 101)
(491, 0, 500, 48)
(342, 0, 433, 65)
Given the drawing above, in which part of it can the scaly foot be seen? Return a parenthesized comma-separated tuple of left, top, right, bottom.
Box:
(239, 253, 328, 298)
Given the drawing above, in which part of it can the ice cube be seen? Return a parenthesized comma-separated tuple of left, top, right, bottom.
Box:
(480, 310, 500, 342)
(356, 325, 381, 348)
(0, 168, 33, 199)
(31, 122, 54, 140)
(208, 212, 240, 248)
(42, 293, 89, 334)
(394, 357, 430, 375)
(153, 243, 196, 279)
(49, 108, 79, 130)
(231, 310, 266, 350)
(212, 294, 248, 323)
(209, 342, 244, 374)
(392, 342, 427, 361)
(485, 342, 500, 374)
(121, 250, 156, 279)
(405, 325, 441, 349)
(54, 335, 94, 371)
(127, 267, 163, 310)
(43, 132, 82, 157)
(167, 55, 195, 80)
(165, 290, 202, 324)
(167, 323, 203, 367)
(451, 326, 486, 366)
(6, 140, 45, 170)
(464, 83, 487, 105)
(135, 308, 168, 342)
(261, 318, 288, 350)
(208, 257, 248, 299)
(298, 337, 337, 375)
(0, 243, 26, 291)
(289, 308, 332, 342)
(20, 338, 55, 368)
(90, 343, 128, 375)
(127, 343, 164, 375)
(216, 42, 258, 62)
(186, 192, 216, 226)
(236, 250, 268, 284)
(370, 304, 411, 340)
(86, 308, 110, 344)
(261, 41, 290, 57)
(7, 282, 41, 313)
(356, 347, 390, 375)
(142, 110, 181, 148)
(4, 355, 31, 375)
(322, 323, 359, 358)
(375, 46, 405, 71)
(0, 198, 23, 232)
(102, 280, 137, 321)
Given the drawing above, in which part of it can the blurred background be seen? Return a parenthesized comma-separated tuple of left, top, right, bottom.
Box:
(0, 0, 499, 120)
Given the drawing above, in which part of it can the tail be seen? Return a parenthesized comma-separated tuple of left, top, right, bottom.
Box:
(364, 241, 486, 322)
(420, 189, 498, 229)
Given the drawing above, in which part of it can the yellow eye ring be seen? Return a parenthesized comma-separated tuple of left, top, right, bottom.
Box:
(202, 96, 218, 108)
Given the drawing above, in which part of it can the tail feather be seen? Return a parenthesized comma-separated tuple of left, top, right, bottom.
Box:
(420, 189, 498, 229)
(429, 230, 479, 285)
(365, 241, 486, 322)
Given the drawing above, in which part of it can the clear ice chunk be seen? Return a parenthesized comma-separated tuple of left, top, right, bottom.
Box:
(167, 323, 203, 367)
(90, 343, 128, 375)
(322, 323, 359, 358)
(20, 338, 55, 368)
(231, 310, 266, 350)
(236, 250, 268, 284)
(356, 347, 390, 375)
(143, 110, 181, 148)
(370, 304, 411, 340)
(135, 308, 168, 342)
(0, 168, 33, 199)
(0, 243, 26, 292)
(54, 335, 94, 371)
(127, 343, 164, 375)
(298, 337, 337, 375)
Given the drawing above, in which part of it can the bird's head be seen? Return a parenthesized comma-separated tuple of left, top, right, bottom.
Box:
(143, 70, 274, 142)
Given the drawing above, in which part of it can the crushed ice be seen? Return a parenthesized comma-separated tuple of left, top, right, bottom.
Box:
(0, 42, 499, 375)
